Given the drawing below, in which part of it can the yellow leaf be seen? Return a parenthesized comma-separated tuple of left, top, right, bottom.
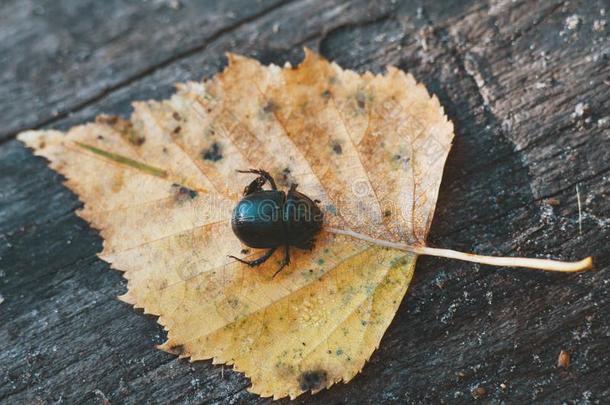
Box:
(18, 49, 454, 399)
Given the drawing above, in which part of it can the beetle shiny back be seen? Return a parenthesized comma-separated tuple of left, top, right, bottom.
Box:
(229, 169, 324, 275)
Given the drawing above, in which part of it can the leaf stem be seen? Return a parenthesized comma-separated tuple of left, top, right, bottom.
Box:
(324, 227, 592, 272)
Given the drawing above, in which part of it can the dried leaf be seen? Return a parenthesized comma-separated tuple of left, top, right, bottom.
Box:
(18, 50, 454, 399)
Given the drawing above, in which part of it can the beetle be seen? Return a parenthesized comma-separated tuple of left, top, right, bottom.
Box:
(229, 169, 324, 276)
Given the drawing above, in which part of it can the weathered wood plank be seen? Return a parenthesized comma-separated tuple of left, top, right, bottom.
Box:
(1, 0, 608, 403)
(0, 0, 289, 142)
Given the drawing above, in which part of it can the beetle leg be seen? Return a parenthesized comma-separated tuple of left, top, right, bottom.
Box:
(238, 169, 277, 191)
(229, 247, 276, 267)
(289, 183, 299, 192)
(242, 176, 266, 196)
(273, 244, 291, 277)
(304, 239, 315, 251)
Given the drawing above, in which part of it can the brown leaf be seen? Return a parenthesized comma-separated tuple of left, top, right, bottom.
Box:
(18, 50, 453, 399)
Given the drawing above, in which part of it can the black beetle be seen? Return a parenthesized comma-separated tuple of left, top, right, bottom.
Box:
(229, 169, 324, 276)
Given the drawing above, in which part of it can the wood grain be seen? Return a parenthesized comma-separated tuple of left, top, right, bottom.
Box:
(1, 0, 608, 403)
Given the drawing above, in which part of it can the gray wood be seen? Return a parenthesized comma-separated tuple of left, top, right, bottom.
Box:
(1, 0, 608, 403)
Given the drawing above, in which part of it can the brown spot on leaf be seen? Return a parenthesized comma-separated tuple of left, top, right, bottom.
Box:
(263, 100, 278, 114)
(298, 369, 327, 392)
(227, 297, 240, 308)
(96, 115, 145, 146)
(356, 92, 366, 110)
(332, 141, 342, 155)
(172, 112, 182, 121)
(203, 126, 216, 137)
(96, 115, 118, 126)
(171, 183, 198, 202)
(173, 126, 181, 135)
(202, 142, 223, 162)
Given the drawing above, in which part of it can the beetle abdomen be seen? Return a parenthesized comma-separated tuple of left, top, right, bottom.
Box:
(283, 190, 324, 248)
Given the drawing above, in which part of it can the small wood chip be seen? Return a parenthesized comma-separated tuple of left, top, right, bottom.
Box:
(557, 350, 570, 368)
(472, 385, 487, 399)
(545, 197, 560, 206)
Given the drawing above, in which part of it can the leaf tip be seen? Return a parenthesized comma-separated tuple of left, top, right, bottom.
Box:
(158, 342, 186, 357)
(16, 130, 37, 144)
(225, 51, 240, 64)
(118, 292, 135, 304)
(17, 129, 63, 151)
(302, 47, 324, 64)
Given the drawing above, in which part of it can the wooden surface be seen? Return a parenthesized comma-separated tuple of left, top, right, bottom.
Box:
(1, 0, 608, 403)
